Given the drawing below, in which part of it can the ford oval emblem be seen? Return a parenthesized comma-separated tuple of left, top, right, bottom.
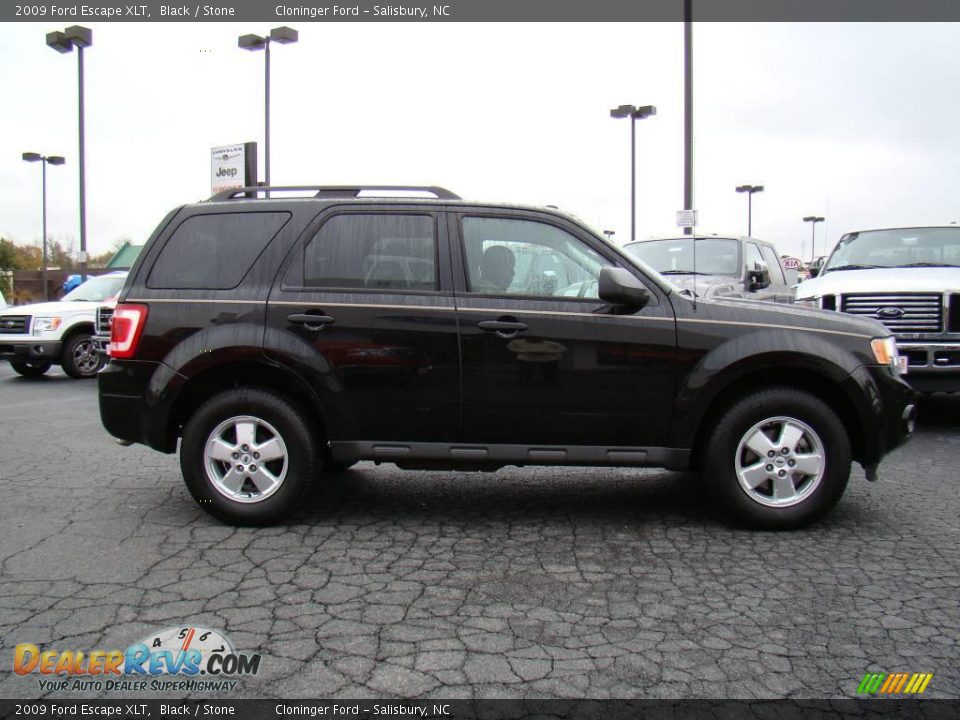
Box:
(876, 307, 906, 319)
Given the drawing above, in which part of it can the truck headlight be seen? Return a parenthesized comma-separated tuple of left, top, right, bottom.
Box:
(32, 316, 62, 335)
(871, 336, 906, 375)
(794, 296, 818, 308)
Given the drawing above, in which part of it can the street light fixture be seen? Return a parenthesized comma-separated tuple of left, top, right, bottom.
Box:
(610, 104, 656, 242)
(46, 25, 92, 276)
(803, 216, 825, 263)
(735, 184, 764, 237)
(239, 26, 299, 194)
(22, 152, 67, 301)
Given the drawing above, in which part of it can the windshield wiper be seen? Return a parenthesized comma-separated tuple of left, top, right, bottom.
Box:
(893, 262, 960, 268)
(824, 264, 882, 272)
(660, 270, 709, 275)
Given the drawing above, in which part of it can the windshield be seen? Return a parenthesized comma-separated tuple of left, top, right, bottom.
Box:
(624, 238, 741, 276)
(823, 227, 960, 272)
(61, 275, 127, 302)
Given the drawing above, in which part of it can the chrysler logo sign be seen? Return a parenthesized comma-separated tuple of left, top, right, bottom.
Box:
(876, 307, 906, 319)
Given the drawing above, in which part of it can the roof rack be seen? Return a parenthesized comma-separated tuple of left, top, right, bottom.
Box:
(208, 185, 461, 202)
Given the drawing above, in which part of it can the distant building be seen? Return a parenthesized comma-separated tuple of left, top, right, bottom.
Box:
(105, 241, 144, 270)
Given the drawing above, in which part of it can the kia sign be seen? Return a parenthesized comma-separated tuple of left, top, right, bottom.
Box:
(211, 142, 257, 195)
(783, 257, 802, 270)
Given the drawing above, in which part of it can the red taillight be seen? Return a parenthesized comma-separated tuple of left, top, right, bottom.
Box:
(109, 304, 148, 359)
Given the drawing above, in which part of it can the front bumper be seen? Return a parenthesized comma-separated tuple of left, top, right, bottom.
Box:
(849, 364, 915, 465)
(0, 340, 62, 363)
(896, 342, 960, 392)
(92, 333, 110, 357)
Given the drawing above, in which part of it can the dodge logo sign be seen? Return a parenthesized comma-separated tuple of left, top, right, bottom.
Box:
(876, 307, 906, 319)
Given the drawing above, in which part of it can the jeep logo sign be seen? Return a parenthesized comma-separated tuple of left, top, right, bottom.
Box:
(876, 307, 906, 319)
(211, 143, 253, 194)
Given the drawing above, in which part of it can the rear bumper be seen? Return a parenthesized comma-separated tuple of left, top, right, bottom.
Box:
(99, 359, 181, 453)
(0, 341, 62, 363)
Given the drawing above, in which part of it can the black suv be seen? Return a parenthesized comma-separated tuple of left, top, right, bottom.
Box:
(98, 185, 915, 529)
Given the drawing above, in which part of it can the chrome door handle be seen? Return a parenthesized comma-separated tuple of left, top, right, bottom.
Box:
(287, 313, 335, 331)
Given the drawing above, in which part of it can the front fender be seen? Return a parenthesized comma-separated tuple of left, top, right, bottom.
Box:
(670, 328, 863, 448)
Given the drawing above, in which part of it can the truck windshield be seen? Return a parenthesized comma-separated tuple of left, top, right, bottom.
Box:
(62, 275, 127, 302)
(624, 238, 741, 276)
(823, 227, 960, 273)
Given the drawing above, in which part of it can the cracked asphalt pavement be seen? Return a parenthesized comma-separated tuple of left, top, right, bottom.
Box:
(1, 363, 958, 700)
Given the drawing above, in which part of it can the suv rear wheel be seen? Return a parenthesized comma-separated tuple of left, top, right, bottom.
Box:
(703, 387, 851, 530)
(180, 388, 319, 525)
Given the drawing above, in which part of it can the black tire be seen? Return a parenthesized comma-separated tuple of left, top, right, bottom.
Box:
(702, 387, 851, 530)
(61, 332, 104, 379)
(10, 360, 52, 377)
(180, 388, 320, 526)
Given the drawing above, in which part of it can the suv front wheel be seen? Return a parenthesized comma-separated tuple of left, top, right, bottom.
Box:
(180, 388, 319, 525)
(704, 387, 851, 530)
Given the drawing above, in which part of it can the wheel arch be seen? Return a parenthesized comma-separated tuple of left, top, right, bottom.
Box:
(687, 365, 867, 469)
(161, 360, 329, 454)
(59, 320, 95, 347)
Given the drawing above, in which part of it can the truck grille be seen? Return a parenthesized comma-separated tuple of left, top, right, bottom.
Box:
(0, 315, 30, 334)
(97, 306, 114, 335)
(840, 293, 943, 335)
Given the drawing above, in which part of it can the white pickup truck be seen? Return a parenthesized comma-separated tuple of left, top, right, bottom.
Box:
(796, 226, 960, 393)
(0, 272, 127, 378)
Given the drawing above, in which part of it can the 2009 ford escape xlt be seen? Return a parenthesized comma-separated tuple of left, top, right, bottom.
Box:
(98, 186, 915, 529)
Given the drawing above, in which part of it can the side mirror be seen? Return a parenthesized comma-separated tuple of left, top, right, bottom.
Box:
(747, 268, 771, 291)
(599, 267, 650, 310)
(808, 266, 821, 278)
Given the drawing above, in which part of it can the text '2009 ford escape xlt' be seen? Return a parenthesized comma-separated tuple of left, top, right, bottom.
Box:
(98, 186, 915, 529)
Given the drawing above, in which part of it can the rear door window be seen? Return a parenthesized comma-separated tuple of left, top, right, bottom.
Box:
(302, 214, 437, 291)
(147, 212, 290, 290)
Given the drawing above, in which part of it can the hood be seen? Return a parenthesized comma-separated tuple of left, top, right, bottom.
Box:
(662, 273, 740, 298)
(0, 299, 99, 316)
(692, 293, 891, 338)
(797, 267, 960, 298)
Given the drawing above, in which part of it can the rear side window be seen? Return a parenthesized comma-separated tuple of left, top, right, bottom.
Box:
(303, 214, 437, 290)
(147, 212, 290, 290)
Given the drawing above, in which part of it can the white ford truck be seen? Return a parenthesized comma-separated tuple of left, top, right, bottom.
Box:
(796, 226, 960, 393)
(0, 272, 127, 378)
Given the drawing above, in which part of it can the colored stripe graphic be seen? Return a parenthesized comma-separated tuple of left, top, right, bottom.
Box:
(858, 672, 933, 695)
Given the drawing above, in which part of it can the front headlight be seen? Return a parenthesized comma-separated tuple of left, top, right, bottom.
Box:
(871, 336, 906, 375)
(32, 316, 62, 335)
(794, 297, 818, 308)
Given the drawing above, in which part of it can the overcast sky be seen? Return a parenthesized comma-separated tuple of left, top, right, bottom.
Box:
(1, 21, 958, 261)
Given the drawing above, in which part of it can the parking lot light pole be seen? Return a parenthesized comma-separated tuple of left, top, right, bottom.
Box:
(239, 26, 298, 195)
(735, 184, 763, 237)
(46, 26, 91, 277)
(803, 215, 825, 263)
(22, 153, 66, 301)
(610, 104, 656, 242)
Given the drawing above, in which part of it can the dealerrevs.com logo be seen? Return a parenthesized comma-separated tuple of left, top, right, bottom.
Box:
(14, 626, 261, 693)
